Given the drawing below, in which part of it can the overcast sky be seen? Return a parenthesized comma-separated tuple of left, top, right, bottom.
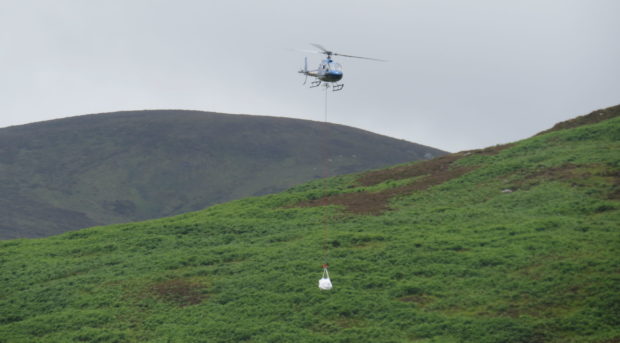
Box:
(1, 0, 618, 152)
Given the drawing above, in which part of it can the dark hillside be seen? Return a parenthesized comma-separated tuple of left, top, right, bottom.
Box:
(0, 105, 618, 342)
(0, 110, 444, 239)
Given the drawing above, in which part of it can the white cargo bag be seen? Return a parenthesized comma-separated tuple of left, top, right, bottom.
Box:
(318, 267, 332, 290)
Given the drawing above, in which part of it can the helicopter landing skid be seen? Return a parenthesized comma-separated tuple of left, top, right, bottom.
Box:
(331, 83, 344, 91)
(310, 80, 322, 88)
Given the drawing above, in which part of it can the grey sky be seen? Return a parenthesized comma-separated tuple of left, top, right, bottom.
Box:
(1, 0, 618, 152)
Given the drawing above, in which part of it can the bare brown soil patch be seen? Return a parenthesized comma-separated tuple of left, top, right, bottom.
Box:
(357, 153, 466, 187)
(597, 337, 620, 343)
(399, 295, 433, 306)
(150, 278, 206, 307)
(463, 143, 516, 157)
(525, 163, 581, 182)
(333, 317, 366, 329)
(536, 104, 620, 136)
(303, 191, 393, 215)
(298, 163, 473, 215)
(512, 164, 620, 198)
(358, 143, 513, 187)
(605, 169, 620, 200)
(295, 145, 517, 215)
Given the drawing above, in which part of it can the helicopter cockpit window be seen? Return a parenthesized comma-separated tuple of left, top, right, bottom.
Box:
(328, 63, 342, 72)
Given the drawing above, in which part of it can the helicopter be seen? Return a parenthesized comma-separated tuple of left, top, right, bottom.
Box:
(298, 44, 385, 91)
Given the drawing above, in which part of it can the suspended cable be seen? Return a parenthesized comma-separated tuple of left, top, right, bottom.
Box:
(319, 84, 333, 290)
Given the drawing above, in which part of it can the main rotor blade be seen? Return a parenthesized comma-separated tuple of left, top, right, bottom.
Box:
(333, 53, 387, 62)
(310, 43, 331, 54)
(308, 43, 386, 61)
(295, 49, 322, 54)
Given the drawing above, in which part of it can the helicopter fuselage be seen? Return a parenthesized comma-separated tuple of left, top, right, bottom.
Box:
(301, 58, 343, 83)
(317, 59, 343, 82)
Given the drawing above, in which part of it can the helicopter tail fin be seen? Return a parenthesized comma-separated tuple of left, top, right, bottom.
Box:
(302, 57, 308, 85)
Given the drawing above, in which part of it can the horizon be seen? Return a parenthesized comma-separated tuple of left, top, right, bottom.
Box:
(2, 104, 615, 153)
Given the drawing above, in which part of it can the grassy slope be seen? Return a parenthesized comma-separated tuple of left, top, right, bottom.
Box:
(0, 107, 619, 342)
(0, 110, 444, 239)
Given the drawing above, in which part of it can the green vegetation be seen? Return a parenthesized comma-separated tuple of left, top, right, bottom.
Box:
(0, 110, 444, 239)
(0, 106, 619, 342)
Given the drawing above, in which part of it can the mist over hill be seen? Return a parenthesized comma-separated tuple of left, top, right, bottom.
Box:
(0, 110, 445, 239)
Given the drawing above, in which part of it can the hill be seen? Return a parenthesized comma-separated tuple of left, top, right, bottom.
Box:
(0, 110, 445, 239)
(0, 105, 618, 342)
